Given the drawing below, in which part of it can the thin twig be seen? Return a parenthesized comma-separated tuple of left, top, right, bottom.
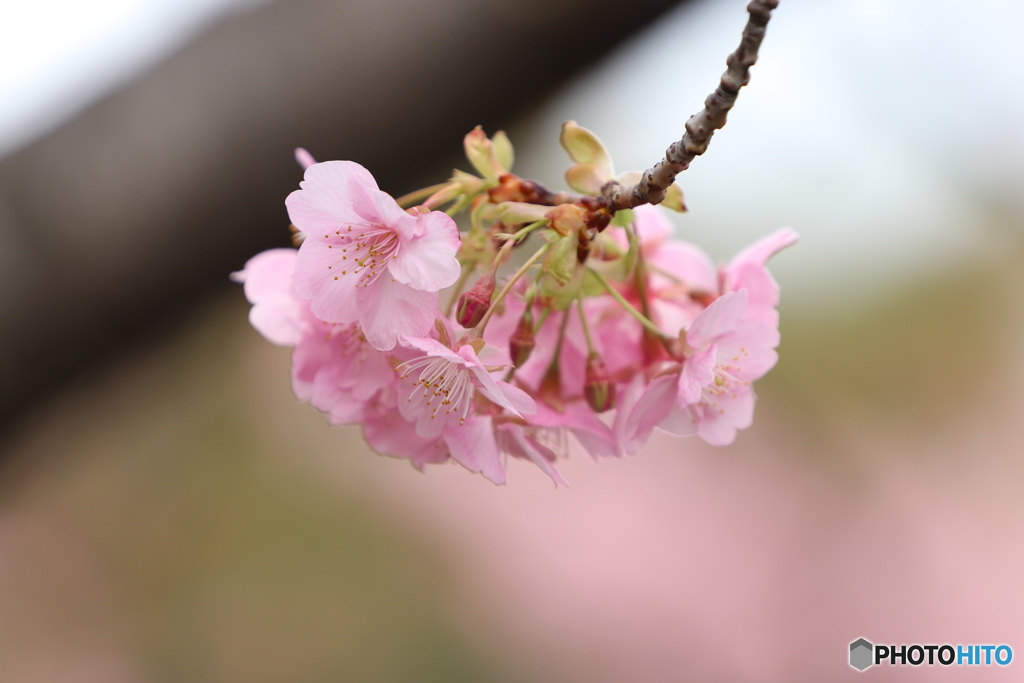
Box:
(602, 0, 779, 211)
(472, 243, 551, 337)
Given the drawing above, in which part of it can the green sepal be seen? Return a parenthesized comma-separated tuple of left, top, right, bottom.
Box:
(540, 267, 585, 310)
(492, 131, 514, 173)
(587, 222, 638, 282)
(496, 201, 550, 225)
(609, 208, 635, 227)
(542, 232, 579, 286)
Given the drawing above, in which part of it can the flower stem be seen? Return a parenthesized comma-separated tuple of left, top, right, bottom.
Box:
(587, 267, 670, 341)
(496, 219, 549, 244)
(577, 298, 595, 353)
(543, 306, 572, 378)
(422, 182, 461, 209)
(396, 182, 450, 208)
(472, 243, 550, 337)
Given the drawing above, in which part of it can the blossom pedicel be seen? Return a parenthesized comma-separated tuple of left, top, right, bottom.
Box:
(235, 0, 790, 485)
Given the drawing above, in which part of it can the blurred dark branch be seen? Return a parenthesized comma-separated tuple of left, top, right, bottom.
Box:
(603, 0, 778, 210)
(0, 0, 688, 433)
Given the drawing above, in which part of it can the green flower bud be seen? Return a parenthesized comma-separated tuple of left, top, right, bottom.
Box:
(584, 352, 616, 413)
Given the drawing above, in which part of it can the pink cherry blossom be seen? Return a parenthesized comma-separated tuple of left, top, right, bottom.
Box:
(627, 206, 798, 333)
(443, 415, 570, 487)
(362, 387, 452, 471)
(299, 324, 396, 425)
(530, 400, 616, 460)
(397, 336, 535, 439)
(287, 161, 462, 350)
(493, 419, 570, 487)
(233, 247, 396, 425)
(231, 248, 310, 346)
(722, 227, 799, 326)
(625, 290, 779, 448)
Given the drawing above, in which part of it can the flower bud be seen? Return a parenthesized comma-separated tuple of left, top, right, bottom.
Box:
(584, 352, 616, 413)
(545, 203, 587, 237)
(560, 121, 612, 169)
(464, 126, 507, 183)
(456, 273, 496, 328)
(509, 308, 535, 366)
(560, 121, 614, 195)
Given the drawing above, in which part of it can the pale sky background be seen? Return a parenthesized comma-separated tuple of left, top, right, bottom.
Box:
(0, 0, 266, 157)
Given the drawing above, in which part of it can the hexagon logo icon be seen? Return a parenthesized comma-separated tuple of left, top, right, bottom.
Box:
(850, 638, 874, 671)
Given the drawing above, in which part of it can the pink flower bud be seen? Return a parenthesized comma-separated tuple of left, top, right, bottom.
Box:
(509, 308, 535, 366)
(456, 273, 496, 328)
(584, 352, 616, 413)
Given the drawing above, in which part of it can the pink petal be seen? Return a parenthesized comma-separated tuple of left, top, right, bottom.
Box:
(249, 300, 305, 347)
(294, 148, 316, 169)
(686, 290, 747, 349)
(233, 249, 307, 346)
(533, 402, 615, 459)
(633, 204, 674, 247)
(444, 416, 507, 485)
(694, 388, 756, 446)
(293, 238, 360, 323)
(290, 333, 332, 401)
(357, 277, 438, 351)
(233, 248, 297, 302)
(657, 403, 699, 436)
(727, 227, 799, 271)
(497, 424, 569, 488)
(717, 319, 780, 382)
(346, 177, 413, 235)
(388, 211, 462, 291)
(623, 374, 678, 455)
(648, 241, 717, 293)
(403, 336, 465, 365)
(363, 406, 450, 470)
(285, 161, 378, 233)
(725, 263, 780, 326)
(457, 344, 536, 416)
(311, 370, 366, 425)
(612, 376, 646, 457)
(679, 344, 717, 405)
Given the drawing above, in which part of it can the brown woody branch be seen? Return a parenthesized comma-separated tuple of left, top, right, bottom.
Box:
(601, 0, 779, 212)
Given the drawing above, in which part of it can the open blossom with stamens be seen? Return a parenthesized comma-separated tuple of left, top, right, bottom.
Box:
(398, 336, 535, 438)
(287, 161, 461, 350)
(625, 290, 779, 449)
(629, 205, 799, 330)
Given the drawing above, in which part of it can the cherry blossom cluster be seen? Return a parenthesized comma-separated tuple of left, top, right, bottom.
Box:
(235, 125, 796, 485)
